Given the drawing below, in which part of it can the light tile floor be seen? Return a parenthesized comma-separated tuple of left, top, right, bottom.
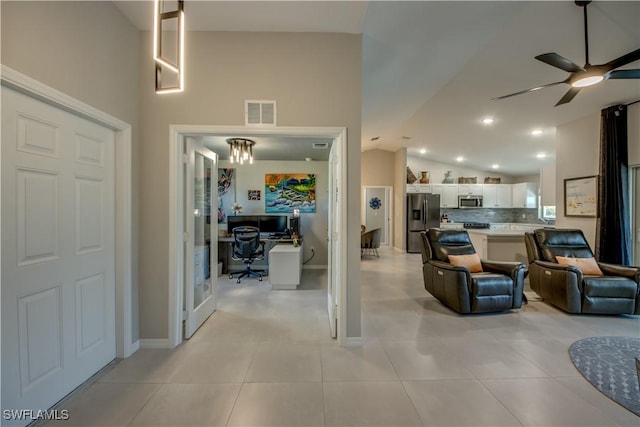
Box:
(43, 248, 640, 426)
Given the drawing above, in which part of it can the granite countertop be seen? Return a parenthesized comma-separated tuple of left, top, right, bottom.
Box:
(465, 229, 533, 237)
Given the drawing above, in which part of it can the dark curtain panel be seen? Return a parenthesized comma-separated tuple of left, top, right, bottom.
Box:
(596, 105, 631, 265)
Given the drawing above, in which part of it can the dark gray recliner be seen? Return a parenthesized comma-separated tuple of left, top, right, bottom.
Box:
(420, 229, 526, 314)
(524, 228, 640, 314)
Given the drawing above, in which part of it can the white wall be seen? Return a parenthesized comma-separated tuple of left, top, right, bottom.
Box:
(219, 160, 328, 267)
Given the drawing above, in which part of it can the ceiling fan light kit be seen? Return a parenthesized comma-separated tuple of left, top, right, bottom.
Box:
(492, 0, 640, 106)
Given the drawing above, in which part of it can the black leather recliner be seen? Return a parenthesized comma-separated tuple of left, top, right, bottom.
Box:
(420, 229, 526, 314)
(524, 228, 640, 315)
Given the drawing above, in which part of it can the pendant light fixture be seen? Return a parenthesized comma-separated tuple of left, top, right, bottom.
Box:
(154, 0, 185, 94)
(226, 138, 256, 165)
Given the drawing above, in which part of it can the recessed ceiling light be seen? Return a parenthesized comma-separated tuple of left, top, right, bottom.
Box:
(482, 117, 494, 125)
(531, 129, 543, 136)
(305, 157, 312, 162)
(536, 152, 546, 159)
(491, 164, 499, 169)
(456, 156, 464, 162)
(419, 148, 427, 155)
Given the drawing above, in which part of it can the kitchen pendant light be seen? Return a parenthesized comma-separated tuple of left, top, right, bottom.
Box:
(226, 138, 256, 165)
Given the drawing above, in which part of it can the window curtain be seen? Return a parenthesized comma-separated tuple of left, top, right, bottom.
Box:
(596, 104, 631, 265)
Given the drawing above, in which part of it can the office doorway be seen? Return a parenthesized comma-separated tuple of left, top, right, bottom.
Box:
(168, 125, 348, 346)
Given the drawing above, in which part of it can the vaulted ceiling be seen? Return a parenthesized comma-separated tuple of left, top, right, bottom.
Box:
(115, 1, 640, 174)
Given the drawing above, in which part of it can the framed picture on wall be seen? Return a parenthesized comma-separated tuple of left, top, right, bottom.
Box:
(248, 190, 261, 201)
(564, 175, 598, 217)
(264, 173, 316, 213)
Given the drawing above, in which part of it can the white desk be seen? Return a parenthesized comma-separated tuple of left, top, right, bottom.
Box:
(268, 243, 303, 290)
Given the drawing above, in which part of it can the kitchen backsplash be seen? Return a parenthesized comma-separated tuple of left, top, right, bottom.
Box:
(441, 208, 554, 225)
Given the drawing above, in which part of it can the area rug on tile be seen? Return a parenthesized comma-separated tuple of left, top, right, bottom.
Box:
(569, 336, 640, 416)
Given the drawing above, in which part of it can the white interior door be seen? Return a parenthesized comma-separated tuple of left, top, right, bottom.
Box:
(184, 139, 218, 339)
(327, 142, 340, 338)
(2, 86, 116, 424)
(363, 186, 392, 246)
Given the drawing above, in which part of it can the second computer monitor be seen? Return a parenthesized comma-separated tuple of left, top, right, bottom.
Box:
(259, 215, 288, 234)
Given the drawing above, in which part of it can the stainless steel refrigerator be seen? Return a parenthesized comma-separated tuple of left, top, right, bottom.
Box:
(406, 193, 441, 253)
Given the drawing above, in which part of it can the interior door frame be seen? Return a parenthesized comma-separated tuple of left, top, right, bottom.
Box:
(168, 125, 349, 347)
(0, 66, 135, 361)
(362, 185, 393, 246)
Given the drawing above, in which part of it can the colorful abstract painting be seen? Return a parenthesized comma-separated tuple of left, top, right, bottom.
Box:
(265, 173, 316, 213)
(217, 168, 235, 223)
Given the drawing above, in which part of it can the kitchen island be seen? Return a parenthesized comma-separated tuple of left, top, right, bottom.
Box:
(467, 229, 532, 264)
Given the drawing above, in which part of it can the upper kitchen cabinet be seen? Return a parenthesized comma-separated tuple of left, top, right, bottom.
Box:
(512, 182, 538, 208)
(457, 184, 483, 196)
(431, 184, 458, 208)
(407, 184, 432, 193)
(483, 184, 512, 208)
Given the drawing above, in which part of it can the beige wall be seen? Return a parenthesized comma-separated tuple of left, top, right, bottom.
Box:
(555, 113, 600, 247)
(629, 103, 640, 166)
(138, 31, 362, 339)
(218, 160, 329, 267)
(1, 1, 141, 340)
(407, 156, 514, 184)
(361, 149, 395, 186)
(556, 106, 640, 248)
(394, 148, 407, 250)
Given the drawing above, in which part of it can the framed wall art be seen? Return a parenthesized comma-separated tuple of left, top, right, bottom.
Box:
(564, 175, 598, 217)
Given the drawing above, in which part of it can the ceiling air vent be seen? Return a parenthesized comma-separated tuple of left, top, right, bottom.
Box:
(312, 142, 329, 149)
(245, 100, 277, 126)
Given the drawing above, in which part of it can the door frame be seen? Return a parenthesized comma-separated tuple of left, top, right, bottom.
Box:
(168, 124, 349, 347)
(0, 65, 135, 359)
(362, 185, 393, 246)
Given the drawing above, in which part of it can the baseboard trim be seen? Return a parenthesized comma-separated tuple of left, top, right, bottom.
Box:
(343, 336, 364, 347)
(302, 265, 327, 270)
(139, 338, 170, 349)
(129, 339, 140, 355)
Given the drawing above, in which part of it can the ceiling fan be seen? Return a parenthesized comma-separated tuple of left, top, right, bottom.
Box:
(492, 0, 640, 106)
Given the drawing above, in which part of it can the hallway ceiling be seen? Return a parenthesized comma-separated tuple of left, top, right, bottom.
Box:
(115, 1, 640, 175)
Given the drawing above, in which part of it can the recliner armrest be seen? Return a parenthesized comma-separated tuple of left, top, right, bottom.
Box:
(481, 260, 524, 276)
(428, 259, 470, 273)
(533, 260, 582, 275)
(598, 262, 640, 283)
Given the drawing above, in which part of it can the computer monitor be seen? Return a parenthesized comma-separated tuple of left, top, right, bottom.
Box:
(227, 215, 260, 234)
(259, 215, 288, 234)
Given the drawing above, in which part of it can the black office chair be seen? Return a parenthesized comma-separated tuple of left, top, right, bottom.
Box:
(229, 226, 265, 283)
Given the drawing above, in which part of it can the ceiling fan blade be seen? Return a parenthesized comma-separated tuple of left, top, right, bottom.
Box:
(535, 53, 584, 73)
(555, 87, 581, 106)
(491, 81, 567, 101)
(603, 48, 640, 72)
(606, 69, 640, 80)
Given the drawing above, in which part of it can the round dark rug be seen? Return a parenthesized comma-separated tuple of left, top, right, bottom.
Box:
(569, 336, 640, 416)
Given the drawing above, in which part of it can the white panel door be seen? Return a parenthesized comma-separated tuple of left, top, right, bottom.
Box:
(2, 86, 116, 425)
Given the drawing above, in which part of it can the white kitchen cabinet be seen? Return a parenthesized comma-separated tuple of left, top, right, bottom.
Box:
(431, 184, 458, 208)
(457, 184, 483, 196)
(406, 184, 432, 193)
(482, 184, 512, 208)
(512, 182, 538, 208)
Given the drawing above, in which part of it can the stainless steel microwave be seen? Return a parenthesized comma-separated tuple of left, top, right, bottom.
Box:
(458, 195, 483, 208)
